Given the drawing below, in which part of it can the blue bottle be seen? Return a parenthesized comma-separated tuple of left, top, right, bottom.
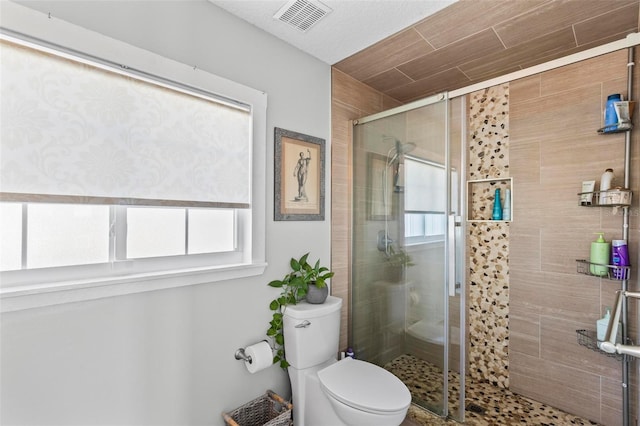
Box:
(604, 94, 621, 132)
(492, 188, 503, 220)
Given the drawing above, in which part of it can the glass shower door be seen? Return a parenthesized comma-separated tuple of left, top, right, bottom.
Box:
(351, 94, 464, 421)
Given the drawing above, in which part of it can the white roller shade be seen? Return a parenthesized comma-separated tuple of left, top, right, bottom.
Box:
(404, 158, 446, 213)
(0, 39, 252, 207)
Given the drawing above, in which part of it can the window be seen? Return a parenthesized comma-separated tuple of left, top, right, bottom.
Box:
(404, 157, 447, 244)
(405, 212, 446, 244)
(0, 203, 240, 273)
(0, 22, 267, 307)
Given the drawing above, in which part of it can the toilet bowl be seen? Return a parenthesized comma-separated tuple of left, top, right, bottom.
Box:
(283, 296, 411, 426)
(318, 357, 411, 426)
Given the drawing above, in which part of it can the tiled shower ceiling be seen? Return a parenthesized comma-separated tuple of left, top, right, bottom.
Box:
(333, 0, 640, 104)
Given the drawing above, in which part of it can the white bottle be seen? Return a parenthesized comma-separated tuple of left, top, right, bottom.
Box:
(596, 307, 611, 341)
(599, 168, 615, 205)
(502, 189, 511, 221)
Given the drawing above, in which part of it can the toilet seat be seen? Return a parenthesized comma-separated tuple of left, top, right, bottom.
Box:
(317, 358, 411, 416)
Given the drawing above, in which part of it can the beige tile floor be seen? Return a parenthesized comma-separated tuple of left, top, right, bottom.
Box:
(388, 354, 601, 426)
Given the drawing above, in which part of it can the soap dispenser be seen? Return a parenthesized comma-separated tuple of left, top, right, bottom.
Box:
(590, 233, 610, 276)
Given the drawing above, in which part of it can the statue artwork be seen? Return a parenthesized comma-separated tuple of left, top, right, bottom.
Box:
(294, 149, 311, 202)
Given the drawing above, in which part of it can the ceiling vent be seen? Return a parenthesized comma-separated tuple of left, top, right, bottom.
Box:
(273, 0, 332, 33)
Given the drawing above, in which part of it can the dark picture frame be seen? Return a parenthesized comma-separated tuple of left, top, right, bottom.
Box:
(274, 127, 325, 221)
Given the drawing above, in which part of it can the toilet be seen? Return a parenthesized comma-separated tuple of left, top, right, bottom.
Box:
(283, 295, 411, 426)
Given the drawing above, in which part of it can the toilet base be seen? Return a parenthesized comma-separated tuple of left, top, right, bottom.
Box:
(325, 392, 408, 426)
(289, 360, 343, 426)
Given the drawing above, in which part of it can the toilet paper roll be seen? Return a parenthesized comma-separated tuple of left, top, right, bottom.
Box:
(245, 341, 273, 374)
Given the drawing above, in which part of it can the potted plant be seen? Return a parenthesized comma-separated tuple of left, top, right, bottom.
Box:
(266, 253, 334, 369)
(385, 245, 413, 282)
(386, 245, 414, 268)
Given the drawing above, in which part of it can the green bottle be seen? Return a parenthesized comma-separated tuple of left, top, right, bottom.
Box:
(590, 233, 610, 276)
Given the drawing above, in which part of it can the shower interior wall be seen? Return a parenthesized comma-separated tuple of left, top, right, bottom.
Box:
(508, 49, 639, 426)
(331, 46, 639, 425)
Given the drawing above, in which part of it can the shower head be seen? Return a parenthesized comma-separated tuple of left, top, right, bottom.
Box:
(386, 140, 416, 165)
(396, 141, 416, 155)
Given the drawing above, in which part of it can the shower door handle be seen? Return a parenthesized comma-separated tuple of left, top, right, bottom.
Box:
(447, 214, 459, 297)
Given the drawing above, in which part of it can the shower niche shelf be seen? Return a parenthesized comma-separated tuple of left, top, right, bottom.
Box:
(575, 259, 631, 281)
(466, 177, 512, 222)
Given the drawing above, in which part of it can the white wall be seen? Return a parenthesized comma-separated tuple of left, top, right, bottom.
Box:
(0, 1, 331, 424)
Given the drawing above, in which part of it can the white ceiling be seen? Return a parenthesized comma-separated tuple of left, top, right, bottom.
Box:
(207, 0, 457, 65)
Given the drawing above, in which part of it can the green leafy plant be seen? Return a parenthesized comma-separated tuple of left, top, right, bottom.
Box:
(386, 245, 414, 268)
(266, 253, 334, 369)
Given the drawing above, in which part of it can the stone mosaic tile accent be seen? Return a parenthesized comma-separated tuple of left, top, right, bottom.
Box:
(468, 222, 510, 388)
(390, 354, 601, 426)
(468, 85, 509, 180)
(467, 84, 510, 388)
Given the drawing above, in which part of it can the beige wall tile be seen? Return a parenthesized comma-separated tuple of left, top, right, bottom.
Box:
(397, 29, 504, 81)
(509, 181, 547, 229)
(494, 1, 622, 49)
(509, 313, 540, 357)
(334, 29, 433, 81)
(511, 84, 602, 143)
(510, 270, 599, 319)
(332, 69, 383, 115)
(574, 3, 639, 46)
(540, 50, 627, 97)
(363, 68, 413, 93)
(510, 75, 541, 104)
(413, 0, 547, 49)
(460, 28, 576, 82)
(382, 94, 403, 111)
(539, 315, 620, 377)
(601, 375, 624, 425)
(509, 141, 539, 184)
(540, 227, 612, 275)
(509, 228, 540, 272)
(386, 68, 470, 103)
(509, 351, 602, 421)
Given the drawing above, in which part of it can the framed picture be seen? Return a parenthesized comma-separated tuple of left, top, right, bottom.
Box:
(367, 152, 395, 220)
(274, 127, 325, 221)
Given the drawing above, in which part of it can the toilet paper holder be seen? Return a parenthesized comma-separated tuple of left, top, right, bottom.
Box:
(235, 340, 272, 364)
(234, 347, 253, 364)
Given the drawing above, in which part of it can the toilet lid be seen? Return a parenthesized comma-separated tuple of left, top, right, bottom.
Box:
(317, 358, 411, 415)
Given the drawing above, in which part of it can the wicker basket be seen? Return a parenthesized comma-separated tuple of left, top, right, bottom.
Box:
(222, 390, 293, 426)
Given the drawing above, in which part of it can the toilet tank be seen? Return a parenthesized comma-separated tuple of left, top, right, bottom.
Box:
(283, 295, 342, 369)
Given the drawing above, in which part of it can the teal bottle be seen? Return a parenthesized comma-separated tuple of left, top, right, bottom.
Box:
(492, 188, 503, 220)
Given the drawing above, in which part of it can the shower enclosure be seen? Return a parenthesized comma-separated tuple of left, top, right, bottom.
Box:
(351, 94, 466, 421)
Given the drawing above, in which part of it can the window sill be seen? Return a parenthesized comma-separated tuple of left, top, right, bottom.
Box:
(0, 262, 267, 313)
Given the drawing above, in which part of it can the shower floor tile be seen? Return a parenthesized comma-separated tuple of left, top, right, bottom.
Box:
(387, 354, 601, 426)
